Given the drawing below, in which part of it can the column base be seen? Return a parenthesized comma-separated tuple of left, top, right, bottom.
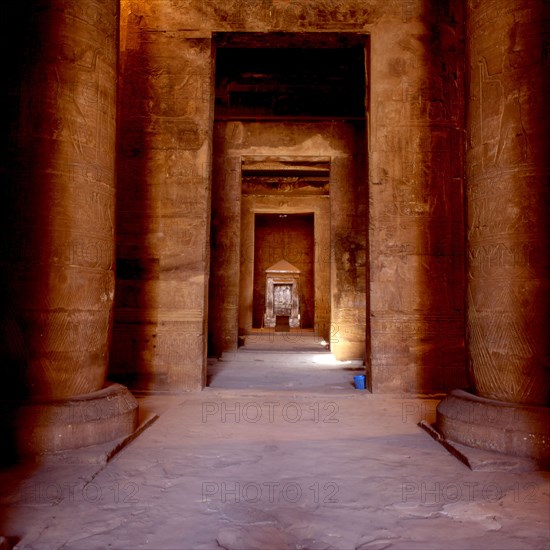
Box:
(15, 383, 139, 455)
(437, 389, 550, 466)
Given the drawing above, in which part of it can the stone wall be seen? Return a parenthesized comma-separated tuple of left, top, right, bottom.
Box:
(113, 0, 467, 393)
(112, 3, 214, 391)
(368, 1, 466, 392)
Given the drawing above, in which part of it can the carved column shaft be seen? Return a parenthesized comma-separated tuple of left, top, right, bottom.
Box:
(435, 0, 550, 465)
(0, 0, 140, 456)
(5, 0, 120, 399)
(437, 0, 550, 468)
(466, 0, 550, 405)
(0, 0, 143, 458)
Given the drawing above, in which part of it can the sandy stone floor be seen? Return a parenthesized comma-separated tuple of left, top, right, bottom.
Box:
(1, 349, 549, 549)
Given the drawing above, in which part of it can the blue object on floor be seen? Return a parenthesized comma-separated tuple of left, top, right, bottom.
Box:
(354, 374, 366, 390)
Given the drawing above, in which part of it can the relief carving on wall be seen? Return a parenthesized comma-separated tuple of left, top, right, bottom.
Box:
(241, 157, 330, 195)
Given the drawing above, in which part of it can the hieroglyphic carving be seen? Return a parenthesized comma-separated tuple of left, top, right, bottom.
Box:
(56, 237, 115, 270)
(65, 0, 118, 37)
(148, 73, 211, 117)
(469, 235, 548, 286)
(467, 0, 550, 404)
(400, 0, 419, 23)
(114, 30, 214, 388)
(477, 59, 531, 168)
(468, 189, 543, 241)
(242, 178, 329, 195)
(143, 119, 204, 150)
(3, 0, 120, 399)
(211, 0, 382, 30)
(156, 332, 204, 388)
(369, 1, 466, 390)
(177, 73, 212, 103)
(159, 176, 208, 216)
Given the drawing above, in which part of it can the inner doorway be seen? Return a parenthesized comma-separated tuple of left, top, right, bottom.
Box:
(207, 31, 368, 369)
(253, 213, 314, 330)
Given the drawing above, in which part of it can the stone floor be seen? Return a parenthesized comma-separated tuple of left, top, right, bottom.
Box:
(0, 345, 549, 549)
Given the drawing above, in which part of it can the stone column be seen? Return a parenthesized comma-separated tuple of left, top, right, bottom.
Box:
(437, 0, 550, 464)
(1, 0, 137, 456)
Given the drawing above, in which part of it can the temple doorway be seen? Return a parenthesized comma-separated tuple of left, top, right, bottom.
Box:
(207, 32, 368, 365)
(253, 213, 314, 330)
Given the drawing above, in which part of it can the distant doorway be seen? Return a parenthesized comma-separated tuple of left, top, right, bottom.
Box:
(207, 32, 368, 363)
(253, 213, 314, 330)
